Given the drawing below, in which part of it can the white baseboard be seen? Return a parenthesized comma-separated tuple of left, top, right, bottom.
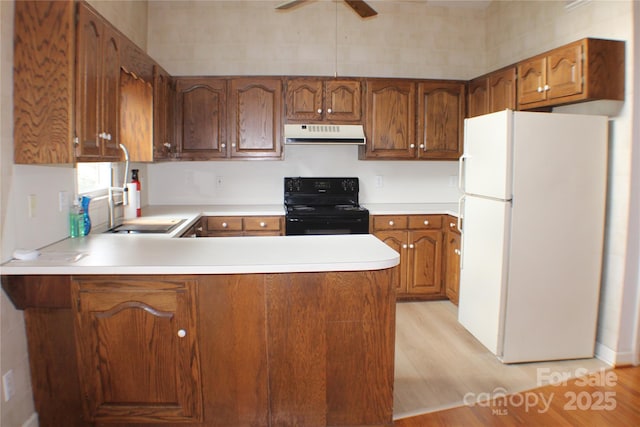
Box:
(595, 341, 637, 367)
(21, 413, 38, 427)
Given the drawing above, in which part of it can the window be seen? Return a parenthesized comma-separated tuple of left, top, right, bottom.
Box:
(76, 162, 113, 195)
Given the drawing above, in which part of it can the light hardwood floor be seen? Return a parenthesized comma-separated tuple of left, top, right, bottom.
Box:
(393, 300, 609, 419)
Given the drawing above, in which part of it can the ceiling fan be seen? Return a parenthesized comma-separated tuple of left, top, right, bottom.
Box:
(276, 0, 378, 18)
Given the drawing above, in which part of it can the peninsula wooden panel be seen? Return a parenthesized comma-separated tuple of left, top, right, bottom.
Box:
(197, 275, 269, 426)
(1, 275, 72, 309)
(13, 0, 75, 163)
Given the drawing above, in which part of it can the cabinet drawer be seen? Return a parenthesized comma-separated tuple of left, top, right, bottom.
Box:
(408, 215, 442, 230)
(373, 215, 408, 230)
(244, 216, 282, 232)
(206, 216, 243, 232)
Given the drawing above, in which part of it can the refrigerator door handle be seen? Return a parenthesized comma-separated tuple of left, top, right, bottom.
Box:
(457, 194, 465, 268)
(458, 154, 468, 192)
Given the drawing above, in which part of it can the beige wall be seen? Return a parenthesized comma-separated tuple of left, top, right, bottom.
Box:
(147, 0, 487, 79)
(87, 0, 149, 49)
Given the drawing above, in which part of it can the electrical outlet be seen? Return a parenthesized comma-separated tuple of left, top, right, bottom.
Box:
(215, 176, 224, 187)
(375, 175, 383, 188)
(3, 369, 15, 402)
(28, 194, 37, 218)
(59, 191, 69, 212)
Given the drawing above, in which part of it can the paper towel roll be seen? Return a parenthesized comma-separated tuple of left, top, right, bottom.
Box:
(124, 183, 137, 219)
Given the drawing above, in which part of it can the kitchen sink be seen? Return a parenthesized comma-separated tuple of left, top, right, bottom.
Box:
(105, 218, 185, 234)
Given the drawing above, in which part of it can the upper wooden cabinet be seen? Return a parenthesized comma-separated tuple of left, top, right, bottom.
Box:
(72, 277, 203, 423)
(361, 79, 416, 159)
(228, 78, 283, 159)
(517, 38, 625, 110)
(75, 2, 122, 161)
(467, 67, 516, 118)
(285, 78, 362, 123)
(175, 78, 228, 160)
(417, 81, 465, 160)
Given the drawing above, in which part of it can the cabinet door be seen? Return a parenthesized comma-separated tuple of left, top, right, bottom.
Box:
(517, 57, 547, 106)
(467, 77, 489, 118)
(75, 3, 121, 161)
(229, 78, 283, 159)
(445, 228, 461, 304)
(153, 66, 176, 159)
(72, 278, 203, 423)
(285, 78, 323, 122)
(407, 230, 443, 296)
(488, 67, 516, 113)
(324, 79, 362, 122)
(374, 230, 406, 294)
(100, 25, 122, 159)
(176, 78, 227, 159)
(75, 4, 102, 159)
(546, 43, 583, 100)
(417, 82, 465, 160)
(363, 79, 416, 159)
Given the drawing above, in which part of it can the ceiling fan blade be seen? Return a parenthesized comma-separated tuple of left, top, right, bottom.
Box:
(276, 0, 307, 10)
(344, 0, 378, 18)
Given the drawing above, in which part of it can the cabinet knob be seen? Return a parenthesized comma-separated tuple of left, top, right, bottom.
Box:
(410, 143, 415, 148)
(327, 108, 332, 114)
(163, 142, 171, 149)
(232, 143, 236, 148)
(196, 226, 203, 232)
(402, 244, 408, 249)
(544, 84, 550, 91)
(317, 108, 322, 114)
(449, 222, 456, 228)
(388, 220, 394, 226)
(222, 222, 228, 228)
(419, 144, 425, 150)
(260, 221, 266, 227)
(221, 143, 226, 148)
(423, 220, 429, 225)
(454, 249, 461, 256)
(408, 244, 415, 249)
(177, 329, 187, 338)
(537, 86, 543, 93)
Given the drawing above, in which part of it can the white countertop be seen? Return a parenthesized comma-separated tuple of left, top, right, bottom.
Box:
(1, 202, 459, 276)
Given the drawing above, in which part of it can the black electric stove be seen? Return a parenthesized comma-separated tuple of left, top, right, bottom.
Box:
(284, 177, 369, 235)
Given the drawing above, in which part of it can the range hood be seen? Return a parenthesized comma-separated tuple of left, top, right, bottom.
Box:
(284, 124, 366, 145)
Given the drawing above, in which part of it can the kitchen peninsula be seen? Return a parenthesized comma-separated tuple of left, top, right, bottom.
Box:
(1, 228, 399, 427)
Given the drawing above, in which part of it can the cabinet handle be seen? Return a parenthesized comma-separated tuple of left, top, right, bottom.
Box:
(177, 329, 186, 338)
(317, 108, 322, 114)
(163, 142, 171, 149)
(454, 249, 461, 256)
(409, 244, 415, 249)
(537, 86, 543, 93)
(402, 244, 408, 249)
(327, 108, 332, 114)
(544, 84, 550, 91)
(259, 221, 266, 227)
(423, 220, 429, 225)
(388, 220, 394, 226)
(222, 222, 228, 228)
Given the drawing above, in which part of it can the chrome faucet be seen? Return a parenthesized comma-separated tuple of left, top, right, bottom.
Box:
(106, 144, 130, 229)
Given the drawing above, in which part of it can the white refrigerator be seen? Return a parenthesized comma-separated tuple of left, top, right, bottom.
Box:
(457, 109, 608, 364)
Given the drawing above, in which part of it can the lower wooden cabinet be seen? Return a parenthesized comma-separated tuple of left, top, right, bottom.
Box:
(201, 215, 284, 236)
(71, 277, 203, 423)
(444, 217, 461, 305)
(373, 214, 444, 299)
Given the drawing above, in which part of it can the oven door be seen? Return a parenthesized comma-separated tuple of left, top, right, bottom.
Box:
(285, 215, 369, 235)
